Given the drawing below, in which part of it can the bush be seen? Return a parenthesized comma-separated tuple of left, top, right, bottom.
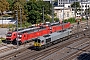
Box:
(67, 18, 75, 23)
(0, 24, 15, 28)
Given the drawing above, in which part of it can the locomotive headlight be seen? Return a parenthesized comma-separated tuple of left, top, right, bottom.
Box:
(19, 35, 22, 37)
(18, 35, 22, 37)
(18, 35, 19, 37)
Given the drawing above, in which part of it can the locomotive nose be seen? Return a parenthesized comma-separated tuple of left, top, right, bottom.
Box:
(6, 37, 14, 42)
(6, 37, 11, 40)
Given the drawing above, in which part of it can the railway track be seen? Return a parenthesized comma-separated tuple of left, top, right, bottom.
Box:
(1, 28, 89, 60)
(0, 43, 16, 54)
(2, 23, 88, 60)
(0, 42, 33, 60)
(60, 38, 90, 60)
(34, 36, 90, 60)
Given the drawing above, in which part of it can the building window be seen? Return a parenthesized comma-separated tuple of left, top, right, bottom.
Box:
(67, 12, 69, 17)
(72, 9, 74, 11)
(82, 9, 84, 11)
(68, 6, 70, 8)
(85, 5, 87, 7)
(82, 5, 84, 7)
(88, 5, 89, 7)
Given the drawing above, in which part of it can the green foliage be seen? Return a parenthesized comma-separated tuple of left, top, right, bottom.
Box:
(19, 21, 32, 28)
(54, 18, 59, 22)
(12, 0, 27, 25)
(25, 1, 52, 24)
(64, 18, 76, 23)
(0, 0, 9, 14)
(71, 2, 80, 13)
(71, 2, 80, 8)
(81, 17, 86, 21)
(6, 0, 14, 10)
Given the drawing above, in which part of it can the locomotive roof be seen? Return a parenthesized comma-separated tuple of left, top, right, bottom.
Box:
(18, 27, 40, 33)
(19, 26, 47, 33)
(14, 22, 70, 34)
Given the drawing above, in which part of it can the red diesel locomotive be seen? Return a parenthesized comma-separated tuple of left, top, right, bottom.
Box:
(6, 26, 40, 41)
(6, 22, 59, 42)
(17, 22, 71, 44)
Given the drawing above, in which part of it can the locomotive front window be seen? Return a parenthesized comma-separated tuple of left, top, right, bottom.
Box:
(34, 39, 41, 43)
(38, 39, 40, 43)
(6, 33, 12, 37)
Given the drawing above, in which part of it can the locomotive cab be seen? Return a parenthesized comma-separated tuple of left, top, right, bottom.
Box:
(18, 33, 22, 41)
(34, 38, 41, 47)
(6, 32, 16, 41)
(6, 32, 12, 37)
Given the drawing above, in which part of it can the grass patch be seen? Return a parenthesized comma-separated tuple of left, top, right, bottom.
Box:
(0, 37, 5, 43)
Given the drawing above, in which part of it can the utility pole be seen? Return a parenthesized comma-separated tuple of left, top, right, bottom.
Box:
(62, 1, 64, 30)
(86, 3, 88, 28)
(75, 0, 79, 38)
(20, 6, 22, 28)
(51, 0, 54, 23)
(16, 10, 19, 49)
(43, 7, 44, 23)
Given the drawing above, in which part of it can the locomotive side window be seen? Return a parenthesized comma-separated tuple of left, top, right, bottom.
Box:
(46, 38, 51, 43)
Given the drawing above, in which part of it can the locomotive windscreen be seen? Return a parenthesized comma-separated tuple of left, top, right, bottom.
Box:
(34, 38, 41, 43)
(6, 33, 12, 37)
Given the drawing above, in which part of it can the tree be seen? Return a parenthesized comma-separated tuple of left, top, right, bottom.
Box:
(71, 2, 81, 19)
(71, 2, 80, 8)
(12, 0, 26, 24)
(0, 0, 9, 15)
(71, 2, 81, 13)
(7, 0, 14, 10)
(25, 0, 52, 24)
